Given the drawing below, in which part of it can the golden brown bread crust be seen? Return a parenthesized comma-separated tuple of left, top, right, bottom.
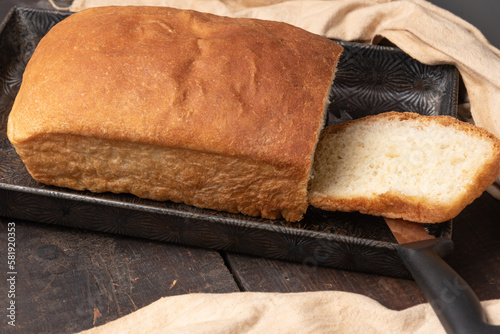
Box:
(308, 112, 500, 223)
(7, 6, 343, 221)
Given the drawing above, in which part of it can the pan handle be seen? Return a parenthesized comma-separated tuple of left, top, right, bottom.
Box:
(397, 238, 500, 334)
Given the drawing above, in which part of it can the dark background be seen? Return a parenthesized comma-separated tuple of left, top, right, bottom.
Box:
(428, 0, 500, 48)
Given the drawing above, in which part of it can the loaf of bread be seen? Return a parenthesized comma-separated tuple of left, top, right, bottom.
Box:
(7, 6, 343, 222)
(308, 112, 500, 223)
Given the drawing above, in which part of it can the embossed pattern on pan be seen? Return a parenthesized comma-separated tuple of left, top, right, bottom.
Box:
(0, 7, 457, 278)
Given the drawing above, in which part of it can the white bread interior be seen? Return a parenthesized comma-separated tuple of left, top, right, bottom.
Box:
(308, 112, 500, 223)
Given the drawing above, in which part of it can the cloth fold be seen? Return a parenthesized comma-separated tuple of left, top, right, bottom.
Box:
(66, 0, 500, 198)
(78, 291, 500, 333)
(48, 1, 500, 332)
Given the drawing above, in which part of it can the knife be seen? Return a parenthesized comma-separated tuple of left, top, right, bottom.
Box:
(385, 218, 500, 334)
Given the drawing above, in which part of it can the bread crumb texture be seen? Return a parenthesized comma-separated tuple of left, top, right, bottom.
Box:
(309, 112, 500, 223)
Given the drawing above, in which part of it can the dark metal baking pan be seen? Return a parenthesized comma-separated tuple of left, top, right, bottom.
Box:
(0, 7, 458, 278)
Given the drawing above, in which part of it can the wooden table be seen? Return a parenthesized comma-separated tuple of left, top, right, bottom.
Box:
(1, 2, 500, 333)
(2, 191, 499, 333)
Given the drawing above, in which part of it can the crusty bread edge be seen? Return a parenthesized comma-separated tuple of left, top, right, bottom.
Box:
(308, 111, 500, 223)
(6, 7, 345, 223)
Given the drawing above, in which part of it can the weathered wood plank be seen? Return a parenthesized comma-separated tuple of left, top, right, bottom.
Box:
(225, 193, 500, 310)
(0, 219, 239, 333)
(443, 192, 500, 302)
(223, 252, 425, 310)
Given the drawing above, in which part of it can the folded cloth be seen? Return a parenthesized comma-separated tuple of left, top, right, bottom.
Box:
(63, 0, 500, 198)
(47, 1, 499, 332)
(77, 291, 500, 333)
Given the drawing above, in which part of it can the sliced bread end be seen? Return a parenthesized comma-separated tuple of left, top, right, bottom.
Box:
(308, 112, 500, 223)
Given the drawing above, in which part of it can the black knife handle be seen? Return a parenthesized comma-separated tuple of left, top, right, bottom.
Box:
(397, 238, 500, 334)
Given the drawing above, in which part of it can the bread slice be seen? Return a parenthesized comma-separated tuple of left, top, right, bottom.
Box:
(308, 112, 500, 223)
(7, 6, 343, 222)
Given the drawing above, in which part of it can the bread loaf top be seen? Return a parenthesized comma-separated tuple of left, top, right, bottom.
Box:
(8, 6, 343, 176)
(7, 6, 343, 222)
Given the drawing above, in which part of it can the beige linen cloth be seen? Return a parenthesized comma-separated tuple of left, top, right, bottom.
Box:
(45, 0, 500, 333)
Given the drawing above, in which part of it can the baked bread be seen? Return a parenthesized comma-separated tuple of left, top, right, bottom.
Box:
(7, 6, 343, 222)
(308, 112, 500, 223)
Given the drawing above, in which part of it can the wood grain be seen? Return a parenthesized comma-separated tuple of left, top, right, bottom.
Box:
(224, 192, 500, 310)
(223, 252, 426, 310)
(0, 219, 239, 333)
(444, 192, 500, 302)
(0, 189, 498, 332)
